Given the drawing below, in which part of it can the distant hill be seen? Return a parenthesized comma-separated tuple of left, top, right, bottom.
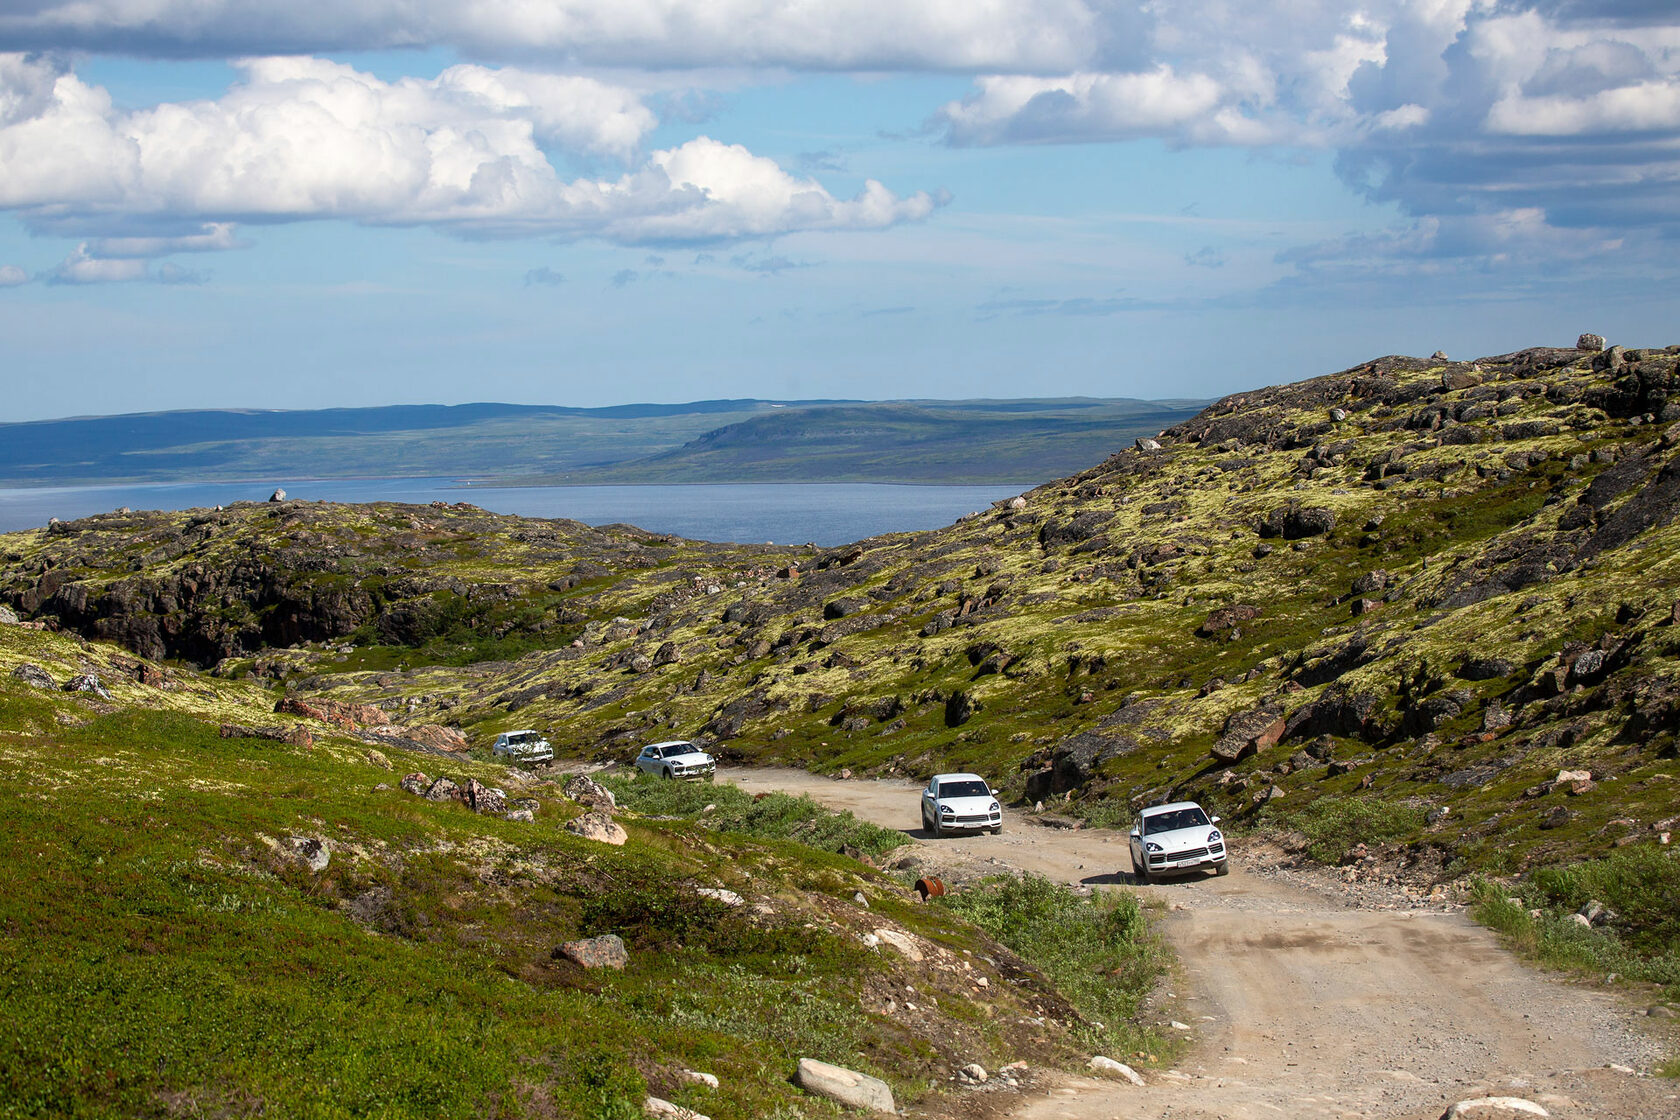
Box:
(543, 399, 1205, 484)
(0, 397, 1205, 487)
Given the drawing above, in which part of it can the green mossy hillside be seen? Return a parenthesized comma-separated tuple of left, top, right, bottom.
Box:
(0, 624, 1162, 1119)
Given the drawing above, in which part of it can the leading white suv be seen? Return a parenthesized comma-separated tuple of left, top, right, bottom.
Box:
(1129, 800, 1227, 882)
(921, 772, 1003, 837)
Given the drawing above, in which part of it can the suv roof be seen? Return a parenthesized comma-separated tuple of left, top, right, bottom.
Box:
(1141, 800, 1205, 816)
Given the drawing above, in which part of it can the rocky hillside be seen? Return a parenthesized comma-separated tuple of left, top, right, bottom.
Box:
(5, 338, 1680, 876)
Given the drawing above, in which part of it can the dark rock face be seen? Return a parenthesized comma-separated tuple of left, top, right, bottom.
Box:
(10, 663, 54, 690)
(1198, 604, 1259, 639)
(944, 690, 981, 727)
(700, 690, 782, 740)
(823, 597, 868, 620)
(1025, 731, 1138, 800)
(1211, 707, 1285, 765)
(1284, 688, 1382, 742)
(1039, 511, 1113, 547)
(1258, 506, 1335, 540)
(1457, 657, 1515, 681)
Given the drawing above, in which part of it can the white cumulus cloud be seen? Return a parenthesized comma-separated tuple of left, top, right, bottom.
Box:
(0, 0, 1130, 73)
(0, 55, 940, 247)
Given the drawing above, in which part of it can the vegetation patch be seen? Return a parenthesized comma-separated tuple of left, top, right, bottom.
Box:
(934, 874, 1167, 1059)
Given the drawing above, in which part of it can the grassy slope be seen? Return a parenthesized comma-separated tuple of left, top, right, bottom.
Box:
(0, 625, 1165, 1119)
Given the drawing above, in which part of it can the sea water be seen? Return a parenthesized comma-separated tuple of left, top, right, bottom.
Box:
(0, 479, 1024, 546)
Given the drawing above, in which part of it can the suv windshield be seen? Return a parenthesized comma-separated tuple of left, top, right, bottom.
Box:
(940, 780, 990, 798)
(508, 732, 536, 744)
(1144, 807, 1210, 834)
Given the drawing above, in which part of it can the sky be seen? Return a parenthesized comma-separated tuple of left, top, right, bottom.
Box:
(1, 1, 1677, 422)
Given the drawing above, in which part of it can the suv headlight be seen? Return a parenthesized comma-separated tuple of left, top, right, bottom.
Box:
(1209, 830, 1222, 843)
(989, 801, 1000, 812)
(1145, 842, 1162, 853)
(940, 805, 954, 816)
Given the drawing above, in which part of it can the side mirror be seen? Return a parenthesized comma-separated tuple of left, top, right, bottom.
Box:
(1129, 828, 1140, 838)
(989, 788, 998, 797)
(1211, 815, 1222, 824)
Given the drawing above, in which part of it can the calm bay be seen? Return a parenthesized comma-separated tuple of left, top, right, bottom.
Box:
(0, 479, 1025, 545)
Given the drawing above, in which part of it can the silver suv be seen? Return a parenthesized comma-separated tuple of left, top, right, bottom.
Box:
(491, 730, 552, 764)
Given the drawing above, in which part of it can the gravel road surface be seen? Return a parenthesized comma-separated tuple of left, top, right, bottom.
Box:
(724, 768, 1679, 1120)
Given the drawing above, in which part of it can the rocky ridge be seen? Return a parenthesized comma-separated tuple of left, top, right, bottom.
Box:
(4, 339, 1680, 876)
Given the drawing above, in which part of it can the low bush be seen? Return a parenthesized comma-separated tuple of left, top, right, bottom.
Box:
(1270, 795, 1425, 864)
(600, 773, 908, 860)
(934, 874, 1164, 1056)
(1470, 846, 1680, 1005)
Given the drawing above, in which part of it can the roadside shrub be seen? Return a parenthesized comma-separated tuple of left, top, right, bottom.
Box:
(1272, 795, 1425, 864)
(1470, 871, 1680, 1001)
(934, 874, 1162, 1054)
(1526, 846, 1680, 956)
(600, 774, 907, 859)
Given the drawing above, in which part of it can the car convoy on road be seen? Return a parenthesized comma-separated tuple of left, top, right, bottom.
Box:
(490, 731, 1229, 880)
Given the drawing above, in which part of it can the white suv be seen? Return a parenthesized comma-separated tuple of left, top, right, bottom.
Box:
(921, 773, 1003, 837)
(1129, 801, 1227, 881)
(491, 730, 552, 764)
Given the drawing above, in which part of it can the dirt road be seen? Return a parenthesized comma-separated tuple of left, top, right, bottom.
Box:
(725, 768, 1678, 1120)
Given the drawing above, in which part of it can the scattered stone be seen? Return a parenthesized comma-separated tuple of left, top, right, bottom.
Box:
(424, 776, 462, 803)
(562, 774, 618, 812)
(681, 1070, 720, 1089)
(269, 488, 286, 502)
(1440, 1097, 1548, 1118)
(63, 672, 111, 699)
(284, 835, 330, 872)
(1577, 333, 1607, 351)
(565, 810, 628, 846)
(872, 928, 925, 961)
(399, 771, 429, 796)
(0, 605, 19, 625)
(956, 1063, 988, 1084)
(365, 749, 391, 770)
(505, 808, 535, 822)
(557, 933, 628, 970)
(697, 887, 743, 907)
(1539, 805, 1573, 830)
(1135, 437, 1162, 452)
(461, 778, 506, 815)
(10, 663, 55, 690)
(643, 1096, 708, 1120)
(1087, 1056, 1145, 1085)
(793, 1058, 895, 1114)
(1007, 495, 1028, 510)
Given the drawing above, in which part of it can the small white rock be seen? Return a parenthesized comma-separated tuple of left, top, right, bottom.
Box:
(644, 1096, 709, 1120)
(681, 1070, 719, 1089)
(1440, 1097, 1548, 1119)
(1087, 1056, 1145, 1085)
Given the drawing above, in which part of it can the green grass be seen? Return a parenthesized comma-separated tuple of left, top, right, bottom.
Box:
(933, 875, 1167, 1058)
(1469, 847, 1680, 1002)
(599, 772, 910, 861)
(0, 704, 954, 1118)
(1265, 795, 1427, 864)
